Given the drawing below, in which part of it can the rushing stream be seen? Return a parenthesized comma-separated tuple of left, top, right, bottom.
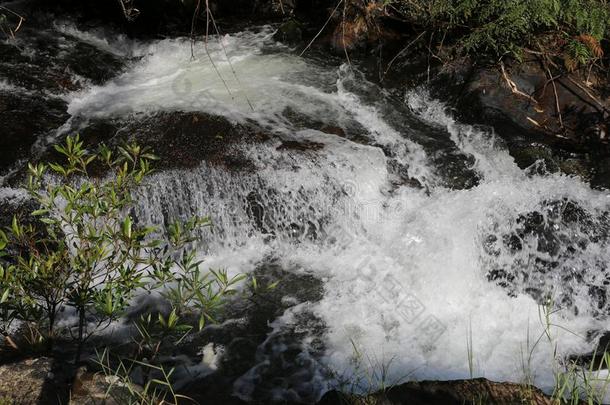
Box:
(3, 21, 610, 402)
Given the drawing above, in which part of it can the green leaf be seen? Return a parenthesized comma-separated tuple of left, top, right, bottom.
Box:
(54, 144, 68, 156)
(1, 289, 10, 304)
(11, 216, 20, 237)
(0, 230, 7, 250)
(122, 216, 132, 239)
(104, 290, 114, 315)
(48, 162, 67, 176)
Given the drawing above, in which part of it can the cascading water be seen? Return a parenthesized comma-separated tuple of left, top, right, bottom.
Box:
(4, 22, 610, 402)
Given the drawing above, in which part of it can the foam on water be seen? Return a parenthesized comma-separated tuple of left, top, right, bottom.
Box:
(66, 28, 434, 187)
(12, 25, 610, 400)
(67, 27, 323, 121)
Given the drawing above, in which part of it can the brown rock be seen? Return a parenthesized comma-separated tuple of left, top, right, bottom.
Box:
(276, 139, 325, 152)
(0, 357, 57, 404)
(319, 378, 562, 405)
(320, 125, 346, 137)
(0, 358, 130, 405)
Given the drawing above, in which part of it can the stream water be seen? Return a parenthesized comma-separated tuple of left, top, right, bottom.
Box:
(3, 19, 610, 403)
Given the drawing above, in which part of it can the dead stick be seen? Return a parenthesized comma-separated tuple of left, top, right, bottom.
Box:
(566, 76, 607, 113)
(545, 65, 564, 131)
(382, 31, 426, 80)
(300, 0, 343, 57)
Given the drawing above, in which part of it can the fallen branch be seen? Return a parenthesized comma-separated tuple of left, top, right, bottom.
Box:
(566, 76, 608, 114)
(499, 62, 540, 106)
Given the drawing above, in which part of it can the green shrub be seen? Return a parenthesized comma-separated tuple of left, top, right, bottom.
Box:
(0, 135, 235, 364)
(386, 0, 610, 59)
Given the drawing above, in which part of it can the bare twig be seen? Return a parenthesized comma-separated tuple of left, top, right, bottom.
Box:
(300, 0, 343, 57)
(207, 7, 254, 111)
(188, 1, 254, 112)
(190, 0, 202, 58)
(381, 31, 426, 81)
(544, 64, 564, 131)
(426, 31, 433, 83)
(526, 116, 542, 127)
(191, 1, 238, 109)
(0, 6, 25, 39)
(341, 0, 352, 69)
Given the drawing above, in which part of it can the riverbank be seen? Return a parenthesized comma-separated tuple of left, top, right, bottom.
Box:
(0, 357, 561, 404)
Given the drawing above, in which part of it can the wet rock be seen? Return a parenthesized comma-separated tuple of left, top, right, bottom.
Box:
(319, 378, 556, 405)
(281, 107, 367, 142)
(0, 26, 125, 93)
(576, 330, 610, 369)
(277, 139, 324, 152)
(0, 90, 69, 173)
(178, 263, 325, 404)
(481, 198, 610, 315)
(0, 190, 36, 229)
(273, 19, 303, 44)
(246, 191, 269, 233)
(65, 41, 125, 85)
(69, 111, 265, 172)
(382, 52, 610, 187)
(426, 59, 610, 158)
(319, 125, 345, 137)
(71, 367, 125, 405)
(468, 63, 608, 149)
(40, 0, 300, 36)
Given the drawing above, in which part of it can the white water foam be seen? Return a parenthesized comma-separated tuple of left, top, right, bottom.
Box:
(34, 26, 610, 400)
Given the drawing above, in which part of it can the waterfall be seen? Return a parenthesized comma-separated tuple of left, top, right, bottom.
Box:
(4, 23, 610, 402)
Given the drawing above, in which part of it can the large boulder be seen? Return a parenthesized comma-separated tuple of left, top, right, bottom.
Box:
(67, 111, 267, 172)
